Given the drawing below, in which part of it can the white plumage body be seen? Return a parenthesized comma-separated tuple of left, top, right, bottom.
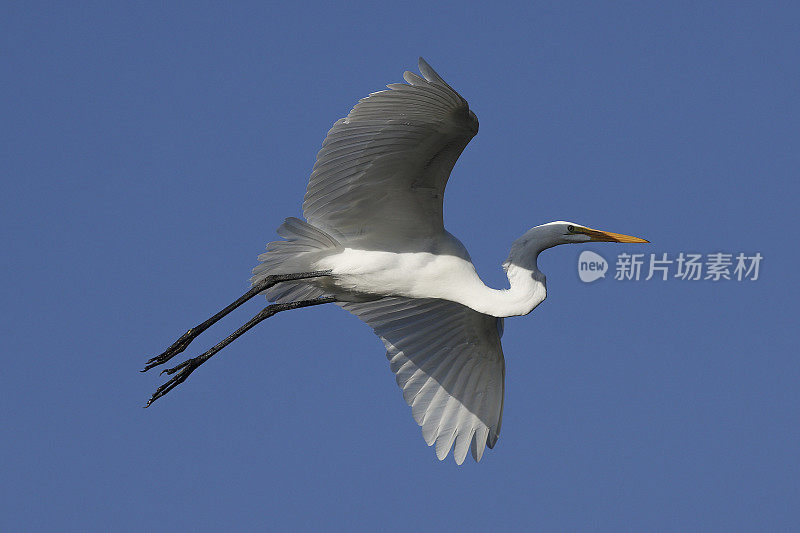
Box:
(318, 246, 480, 302)
(290, 232, 547, 317)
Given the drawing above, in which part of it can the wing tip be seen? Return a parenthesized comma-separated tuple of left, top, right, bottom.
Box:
(417, 56, 445, 85)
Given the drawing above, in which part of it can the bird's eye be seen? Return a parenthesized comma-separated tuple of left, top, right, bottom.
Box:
(567, 225, 575, 233)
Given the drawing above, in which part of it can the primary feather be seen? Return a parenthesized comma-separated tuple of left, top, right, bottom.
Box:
(342, 297, 504, 465)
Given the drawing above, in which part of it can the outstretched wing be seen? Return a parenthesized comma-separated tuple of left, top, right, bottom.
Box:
(302, 58, 479, 242)
(341, 297, 505, 464)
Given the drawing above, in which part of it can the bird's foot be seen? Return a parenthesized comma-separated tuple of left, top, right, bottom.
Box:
(143, 356, 204, 407)
(141, 329, 198, 372)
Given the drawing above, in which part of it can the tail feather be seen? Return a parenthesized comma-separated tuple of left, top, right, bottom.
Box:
(251, 217, 339, 303)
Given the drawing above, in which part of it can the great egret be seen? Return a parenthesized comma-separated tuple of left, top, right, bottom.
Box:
(143, 58, 648, 464)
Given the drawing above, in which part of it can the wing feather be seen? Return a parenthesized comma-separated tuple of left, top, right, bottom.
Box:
(302, 58, 478, 241)
(341, 297, 505, 464)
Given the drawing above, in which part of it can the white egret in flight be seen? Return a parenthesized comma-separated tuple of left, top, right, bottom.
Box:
(143, 58, 648, 464)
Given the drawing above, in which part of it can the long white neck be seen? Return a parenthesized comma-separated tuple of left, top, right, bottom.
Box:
(456, 229, 551, 318)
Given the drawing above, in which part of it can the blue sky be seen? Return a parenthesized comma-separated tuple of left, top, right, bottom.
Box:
(2, 1, 798, 531)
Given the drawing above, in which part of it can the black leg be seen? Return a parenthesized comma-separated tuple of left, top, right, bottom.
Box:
(144, 296, 337, 407)
(142, 271, 331, 372)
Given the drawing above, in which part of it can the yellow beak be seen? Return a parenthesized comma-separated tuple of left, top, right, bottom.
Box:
(583, 227, 649, 243)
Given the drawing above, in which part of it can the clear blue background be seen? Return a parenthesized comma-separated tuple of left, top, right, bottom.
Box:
(3, 2, 797, 531)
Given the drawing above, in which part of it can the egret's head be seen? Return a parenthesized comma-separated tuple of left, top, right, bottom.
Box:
(534, 221, 649, 249)
(506, 221, 648, 271)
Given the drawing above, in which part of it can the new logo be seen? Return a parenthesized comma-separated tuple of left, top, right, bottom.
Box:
(578, 250, 608, 283)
